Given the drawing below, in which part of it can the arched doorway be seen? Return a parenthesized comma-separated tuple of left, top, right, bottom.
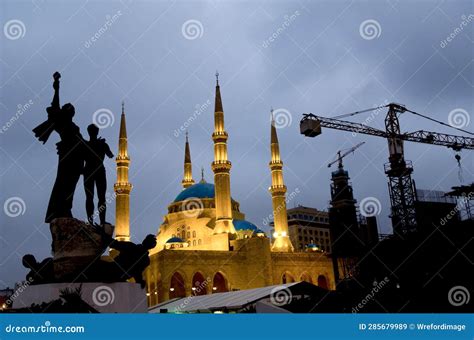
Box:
(212, 272, 228, 293)
(317, 275, 328, 289)
(282, 272, 295, 284)
(300, 272, 312, 284)
(169, 272, 186, 299)
(192, 272, 208, 296)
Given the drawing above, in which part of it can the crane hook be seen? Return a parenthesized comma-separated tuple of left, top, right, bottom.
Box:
(455, 153, 464, 183)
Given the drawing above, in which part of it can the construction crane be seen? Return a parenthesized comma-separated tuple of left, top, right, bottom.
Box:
(328, 142, 365, 169)
(300, 103, 474, 236)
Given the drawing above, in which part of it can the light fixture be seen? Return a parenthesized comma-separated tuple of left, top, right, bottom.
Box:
(192, 287, 196, 291)
(212, 287, 217, 291)
(170, 287, 175, 292)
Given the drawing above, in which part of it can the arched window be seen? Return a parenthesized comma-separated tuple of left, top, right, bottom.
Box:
(198, 239, 202, 245)
(282, 272, 295, 284)
(212, 272, 228, 293)
(193, 231, 196, 238)
(169, 272, 186, 299)
(317, 275, 328, 290)
(187, 231, 190, 238)
(192, 272, 207, 296)
(181, 230, 185, 239)
(300, 272, 312, 283)
(193, 240, 196, 246)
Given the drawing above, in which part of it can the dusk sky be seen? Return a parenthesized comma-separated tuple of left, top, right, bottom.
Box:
(1, 0, 472, 287)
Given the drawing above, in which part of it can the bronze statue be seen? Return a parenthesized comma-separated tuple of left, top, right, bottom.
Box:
(104, 234, 156, 288)
(22, 254, 54, 284)
(33, 72, 85, 223)
(85, 228, 156, 287)
(83, 124, 114, 225)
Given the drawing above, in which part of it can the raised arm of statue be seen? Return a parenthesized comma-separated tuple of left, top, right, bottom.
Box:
(51, 72, 61, 110)
(32, 72, 62, 144)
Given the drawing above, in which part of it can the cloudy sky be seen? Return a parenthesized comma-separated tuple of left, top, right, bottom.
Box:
(1, 0, 472, 286)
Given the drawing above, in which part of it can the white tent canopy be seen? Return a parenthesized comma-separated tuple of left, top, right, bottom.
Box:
(149, 281, 323, 313)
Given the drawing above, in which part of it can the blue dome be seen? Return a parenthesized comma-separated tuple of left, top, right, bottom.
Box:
(174, 182, 215, 202)
(166, 237, 184, 243)
(234, 219, 259, 231)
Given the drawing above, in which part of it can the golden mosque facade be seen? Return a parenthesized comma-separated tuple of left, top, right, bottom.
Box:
(113, 76, 335, 306)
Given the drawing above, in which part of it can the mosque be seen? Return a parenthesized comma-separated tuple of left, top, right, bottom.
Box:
(113, 75, 335, 306)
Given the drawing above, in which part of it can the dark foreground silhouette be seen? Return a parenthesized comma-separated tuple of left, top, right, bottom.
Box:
(84, 124, 114, 225)
(33, 72, 85, 223)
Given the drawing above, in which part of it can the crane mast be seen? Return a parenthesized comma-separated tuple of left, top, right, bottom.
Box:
(384, 104, 416, 235)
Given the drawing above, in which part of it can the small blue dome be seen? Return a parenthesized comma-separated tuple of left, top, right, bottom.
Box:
(255, 229, 266, 234)
(234, 219, 259, 231)
(174, 182, 215, 202)
(166, 237, 184, 243)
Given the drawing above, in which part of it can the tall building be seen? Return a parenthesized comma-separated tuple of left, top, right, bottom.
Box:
(114, 102, 132, 241)
(284, 206, 332, 253)
(415, 188, 459, 232)
(328, 159, 379, 282)
(328, 162, 362, 257)
(138, 76, 334, 306)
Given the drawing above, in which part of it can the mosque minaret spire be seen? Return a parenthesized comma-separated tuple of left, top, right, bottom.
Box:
(182, 131, 195, 189)
(269, 109, 294, 252)
(211, 72, 235, 234)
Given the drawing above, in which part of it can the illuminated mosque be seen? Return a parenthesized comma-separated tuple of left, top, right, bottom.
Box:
(113, 75, 335, 306)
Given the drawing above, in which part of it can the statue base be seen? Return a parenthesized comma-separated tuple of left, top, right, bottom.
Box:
(50, 217, 114, 281)
(11, 282, 147, 313)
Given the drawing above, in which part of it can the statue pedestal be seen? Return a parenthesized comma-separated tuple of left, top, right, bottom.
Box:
(11, 282, 147, 313)
(50, 218, 113, 281)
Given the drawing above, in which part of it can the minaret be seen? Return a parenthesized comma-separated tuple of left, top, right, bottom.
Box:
(269, 109, 294, 252)
(182, 132, 195, 188)
(211, 72, 235, 234)
(114, 102, 132, 241)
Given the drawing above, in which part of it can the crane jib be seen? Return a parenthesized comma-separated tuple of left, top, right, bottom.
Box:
(300, 114, 474, 151)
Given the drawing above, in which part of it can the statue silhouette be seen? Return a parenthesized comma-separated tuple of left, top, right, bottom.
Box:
(107, 234, 156, 288)
(22, 254, 54, 284)
(33, 72, 85, 223)
(89, 229, 156, 287)
(84, 124, 114, 225)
